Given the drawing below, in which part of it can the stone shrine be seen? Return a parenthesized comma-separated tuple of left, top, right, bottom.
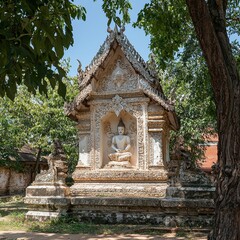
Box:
(64, 26, 179, 198)
(25, 27, 215, 226)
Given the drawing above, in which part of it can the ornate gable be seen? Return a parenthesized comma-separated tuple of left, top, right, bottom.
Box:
(96, 57, 139, 93)
(65, 26, 179, 131)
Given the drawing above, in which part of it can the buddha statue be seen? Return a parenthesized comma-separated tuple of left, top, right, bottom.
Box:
(108, 119, 132, 165)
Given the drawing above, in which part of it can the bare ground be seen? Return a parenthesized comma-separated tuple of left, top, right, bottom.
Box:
(0, 230, 208, 240)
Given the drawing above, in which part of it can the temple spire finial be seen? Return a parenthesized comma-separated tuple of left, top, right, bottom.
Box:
(114, 24, 119, 33)
(107, 24, 125, 34)
(107, 26, 112, 33)
(120, 26, 125, 33)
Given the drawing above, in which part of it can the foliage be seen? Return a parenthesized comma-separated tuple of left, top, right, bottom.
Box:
(135, 0, 191, 69)
(159, 41, 217, 160)
(0, 0, 86, 100)
(101, 0, 239, 161)
(134, 0, 240, 69)
(135, 0, 239, 159)
(0, 107, 24, 171)
(0, 76, 79, 172)
(98, 0, 132, 27)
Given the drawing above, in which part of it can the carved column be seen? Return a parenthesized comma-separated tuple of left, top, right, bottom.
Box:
(76, 112, 91, 169)
(148, 106, 169, 169)
(141, 102, 149, 170)
(90, 104, 97, 169)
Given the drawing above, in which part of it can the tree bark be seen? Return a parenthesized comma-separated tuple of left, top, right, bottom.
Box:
(34, 147, 42, 179)
(185, 0, 240, 239)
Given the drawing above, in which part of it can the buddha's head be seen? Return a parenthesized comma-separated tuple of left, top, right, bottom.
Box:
(117, 119, 125, 135)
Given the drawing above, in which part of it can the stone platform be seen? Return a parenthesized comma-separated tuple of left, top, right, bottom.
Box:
(72, 169, 168, 182)
(25, 183, 215, 227)
(70, 182, 168, 197)
(24, 182, 70, 221)
(69, 196, 214, 227)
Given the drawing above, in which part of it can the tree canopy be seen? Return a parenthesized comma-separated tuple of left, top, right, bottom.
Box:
(0, 75, 79, 172)
(159, 45, 217, 161)
(0, 0, 86, 100)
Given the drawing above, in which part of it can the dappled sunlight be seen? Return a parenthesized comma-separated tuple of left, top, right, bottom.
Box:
(0, 231, 208, 240)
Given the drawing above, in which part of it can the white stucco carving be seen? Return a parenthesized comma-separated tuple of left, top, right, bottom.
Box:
(97, 58, 138, 93)
(150, 132, 163, 166)
(66, 28, 179, 188)
(78, 135, 90, 166)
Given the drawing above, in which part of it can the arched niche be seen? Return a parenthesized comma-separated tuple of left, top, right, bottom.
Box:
(100, 110, 137, 168)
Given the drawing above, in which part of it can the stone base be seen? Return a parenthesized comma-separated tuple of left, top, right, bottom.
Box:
(25, 210, 62, 221)
(72, 169, 168, 182)
(70, 182, 168, 197)
(69, 196, 214, 227)
(24, 196, 71, 221)
(24, 182, 70, 221)
(166, 186, 215, 199)
(26, 184, 69, 197)
(104, 161, 133, 169)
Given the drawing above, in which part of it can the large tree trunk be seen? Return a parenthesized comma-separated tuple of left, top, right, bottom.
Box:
(185, 0, 240, 239)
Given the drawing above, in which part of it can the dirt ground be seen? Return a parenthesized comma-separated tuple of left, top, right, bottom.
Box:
(0, 230, 208, 240)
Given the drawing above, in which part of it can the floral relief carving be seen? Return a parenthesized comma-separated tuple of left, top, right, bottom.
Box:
(137, 117, 144, 169)
(128, 122, 137, 148)
(110, 95, 131, 117)
(97, 58, 138, 93)
(103, 121, 115, 147)
(89, 107, 96, 169)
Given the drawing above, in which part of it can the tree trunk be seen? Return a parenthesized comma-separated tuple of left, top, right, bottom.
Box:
(34, 147, 42, 179)
(5, 168, 11, 195)
(185, 0, 240, 239)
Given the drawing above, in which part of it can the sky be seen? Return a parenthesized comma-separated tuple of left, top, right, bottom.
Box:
(64, 0, 150, 77)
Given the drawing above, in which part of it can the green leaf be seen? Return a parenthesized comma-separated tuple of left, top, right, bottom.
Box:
(55, 36, 64, 59)
(48, 75, 56, 89)
(0, 0, 85, 99)
(58, 80, 66, 99)
(5, 78, 17, 101)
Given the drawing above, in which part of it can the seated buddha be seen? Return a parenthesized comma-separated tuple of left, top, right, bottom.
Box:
(108, 119, 132, 163)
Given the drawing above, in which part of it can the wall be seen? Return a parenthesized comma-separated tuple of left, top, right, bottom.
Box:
(199, 134, 218, 174)
(0, 167, 32, 195)
(0, 161, 48, 196)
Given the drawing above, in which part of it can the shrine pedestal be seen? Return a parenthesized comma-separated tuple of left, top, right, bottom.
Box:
(72, 169, 168, 182)
(68, 196, 214, 226)
(70, 168, 169, 197)
(24, 182, 70, 221)
(70, 182, 168, 198)
(68, 166, 215, 227)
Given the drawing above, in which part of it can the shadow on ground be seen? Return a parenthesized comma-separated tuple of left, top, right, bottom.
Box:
(0, 231, 208, 240)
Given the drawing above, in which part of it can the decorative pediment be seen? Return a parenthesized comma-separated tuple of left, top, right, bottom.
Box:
(96, 57, 138, 93)
(64, 26, 180, 131)
(112, 60, 126, 88)
(77, 26, 160, 92)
